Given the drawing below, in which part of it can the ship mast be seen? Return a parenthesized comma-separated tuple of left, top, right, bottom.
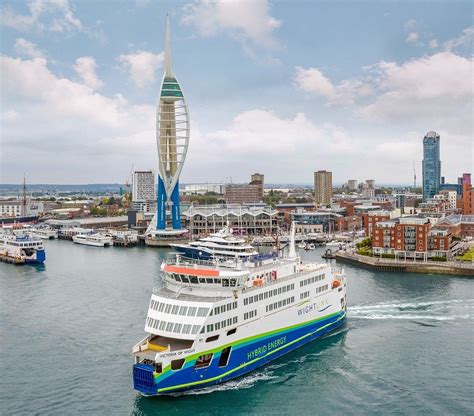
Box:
(22, 174, 27, 216)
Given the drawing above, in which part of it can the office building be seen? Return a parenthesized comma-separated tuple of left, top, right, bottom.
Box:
(224, 184, 262, 204)
(314, 170, 332, 206)
(250, 173, 265, 200)
(422, 131, 441, 201)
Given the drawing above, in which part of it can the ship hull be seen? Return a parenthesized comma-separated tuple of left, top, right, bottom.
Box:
(133, 310, 345, 396)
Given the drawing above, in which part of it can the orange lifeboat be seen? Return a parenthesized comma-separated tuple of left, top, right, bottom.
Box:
(332, 279, 341, 289)
(253, 278, 264, 287)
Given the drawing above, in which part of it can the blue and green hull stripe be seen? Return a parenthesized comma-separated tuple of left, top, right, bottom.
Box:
(133, 310, 346, 395)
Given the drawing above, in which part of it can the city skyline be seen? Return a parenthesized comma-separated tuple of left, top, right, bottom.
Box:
(1, 0, 472, 184)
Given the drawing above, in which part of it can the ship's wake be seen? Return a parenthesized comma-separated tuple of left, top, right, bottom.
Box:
(168, 371, 277, 396)
(348, 299, 473, 321)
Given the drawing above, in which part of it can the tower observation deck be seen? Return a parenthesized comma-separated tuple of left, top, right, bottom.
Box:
(147, 16, 189, 240)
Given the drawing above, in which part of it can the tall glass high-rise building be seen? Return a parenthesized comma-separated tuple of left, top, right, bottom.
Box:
(422, 131, 441, 201)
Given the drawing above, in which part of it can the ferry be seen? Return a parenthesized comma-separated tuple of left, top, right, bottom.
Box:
(72, 233, 113, 247)
(170, 226, 258, 261)
(132, 224, 347, 395)
(0, 233, 46, 264)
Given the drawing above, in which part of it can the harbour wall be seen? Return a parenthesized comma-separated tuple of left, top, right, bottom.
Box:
(335, 251, 474, 277)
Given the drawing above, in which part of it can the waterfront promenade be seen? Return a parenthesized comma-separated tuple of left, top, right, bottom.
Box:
(335, 251, 474, 276)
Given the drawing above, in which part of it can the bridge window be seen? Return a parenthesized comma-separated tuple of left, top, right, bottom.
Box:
(171, 359, 185, 371)
(190, 276, 199, 284)
(197, 307, 209, 317)
(171, 305, 179, 315)
(178, 306, 188, 316)
(182, 324, 192, 334)
(187, 307, 197, 316)
(181, 276, 190, 283)
(195, 353, 213, 369)
(174, 323, 182, 333)
(199, 278, 206, 284)
(191, 325, 200, 334)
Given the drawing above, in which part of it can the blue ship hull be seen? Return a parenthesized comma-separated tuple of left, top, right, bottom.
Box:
(133, 310, 346, 396)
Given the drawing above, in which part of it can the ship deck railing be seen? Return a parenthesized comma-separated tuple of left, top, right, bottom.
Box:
(153, 262, 333, 301)
(153, 286, 227, 303)
(168, 252, 279, 271)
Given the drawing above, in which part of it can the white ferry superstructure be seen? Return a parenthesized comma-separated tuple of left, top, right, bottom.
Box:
(0, 233, 46, 264)
(132, 225, 347, 395)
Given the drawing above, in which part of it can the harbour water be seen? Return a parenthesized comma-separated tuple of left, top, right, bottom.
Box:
(1, 240, 472, 415)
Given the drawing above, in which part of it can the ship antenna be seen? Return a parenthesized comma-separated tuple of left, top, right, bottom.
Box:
(288, 221, 297, 259)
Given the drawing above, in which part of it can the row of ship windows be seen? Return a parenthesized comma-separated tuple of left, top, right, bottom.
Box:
(168, 273, 239, 287)
(316, 284, 329, 294)
(244, 283, 295, 306)
(300, 274, 325, 287)
(206, 317, 238, 333)
(300, 284, 330, 300)
(244, 310, 257, 320)
(146, 317, 200, 335)
(300, 291, 310, 300)
(211, 301, 238, 316)
(149, 300, 209, 317)
(266, 296, 295, 313)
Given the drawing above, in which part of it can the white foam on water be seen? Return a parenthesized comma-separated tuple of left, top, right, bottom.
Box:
(348, 314, 471, 321)
(351, 299, 473, 311)
(169, 371, 277, 396)
(348, 299, 473, 321)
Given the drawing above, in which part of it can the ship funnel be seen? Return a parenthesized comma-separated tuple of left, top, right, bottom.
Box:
(288, 221, 297, 259)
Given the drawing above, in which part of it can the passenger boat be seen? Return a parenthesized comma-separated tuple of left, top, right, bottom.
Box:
(0, 233, 46, 264)
(132, 223, 347, 395)
(31, 226, 58, 240)
(171, 226, 258, 261)
(72, 233, 113, 247)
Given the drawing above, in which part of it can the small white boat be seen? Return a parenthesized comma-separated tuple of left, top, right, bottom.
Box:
(297, 242, 306, 249)
(305, 243, 316, 250)
(72, 233, 113, 247)
(31, 227, 58, 240)
(325, 241, 341, 247)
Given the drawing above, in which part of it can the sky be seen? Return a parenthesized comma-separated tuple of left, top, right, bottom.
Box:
(0, 0, 472, 185)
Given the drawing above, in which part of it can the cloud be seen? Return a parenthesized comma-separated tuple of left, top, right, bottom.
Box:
(358, 52, 473, 132)
(293, 67, 373, 105)
(429, 39, 439, 49)
(182, 0, 281, 50)
(118, 50, 164, 88)
(73, 56, 103, 90)
(13, 38, 44, 58)
(1, 53, 158, 183)
(443, 26, 474, 51)
(0, 0, 82, 33)
(405, 32, 419, 44)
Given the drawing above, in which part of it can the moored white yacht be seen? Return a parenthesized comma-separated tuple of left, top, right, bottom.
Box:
(72, 233, 113, 247)
(171, 226, 260, 261)
(132, 223, 347, 395)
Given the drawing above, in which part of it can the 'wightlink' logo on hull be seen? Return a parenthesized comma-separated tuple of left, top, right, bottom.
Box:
(247, 336, 287, 360)
(298, 298, 330, 316)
